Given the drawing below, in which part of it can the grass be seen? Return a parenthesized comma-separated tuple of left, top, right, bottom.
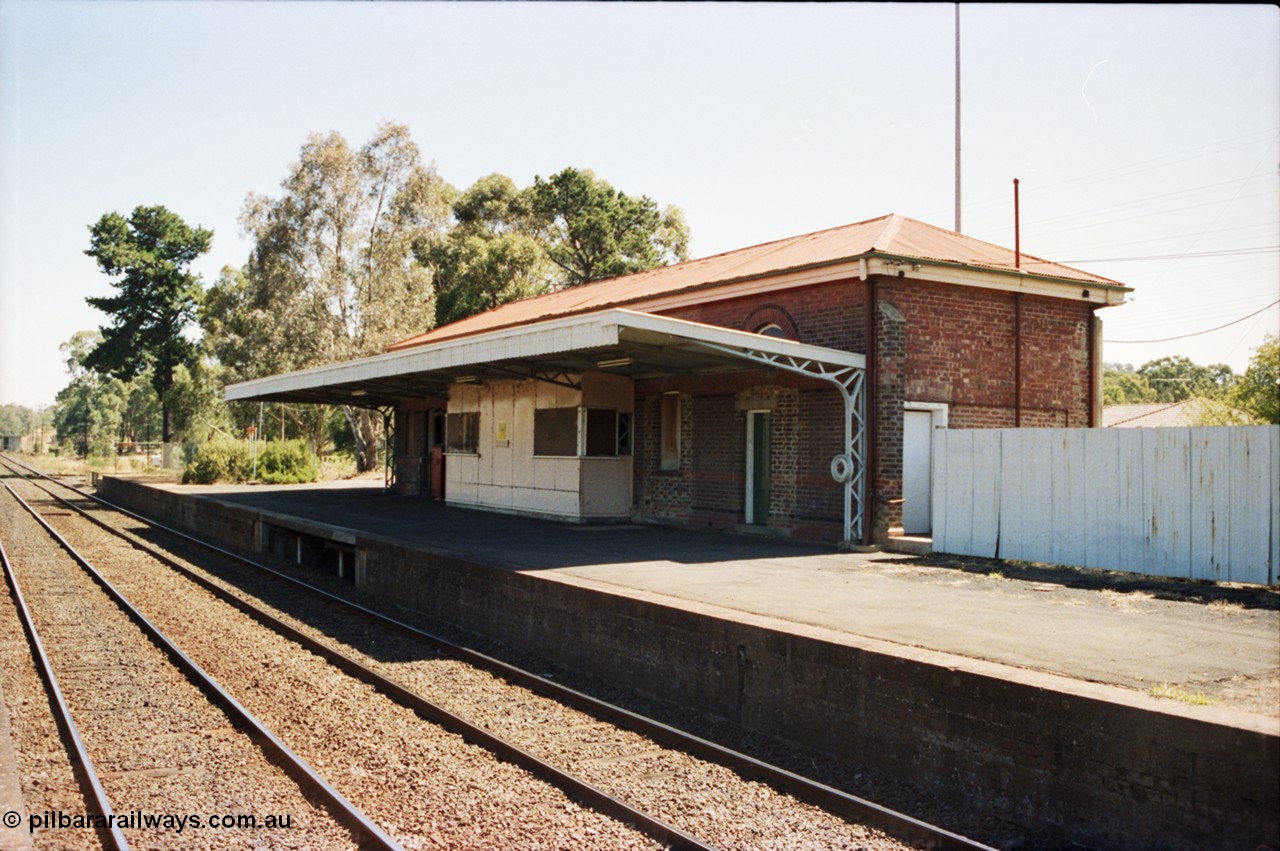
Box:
(1208, 599, 1245, 613)
(1148, 682, 1215, 706)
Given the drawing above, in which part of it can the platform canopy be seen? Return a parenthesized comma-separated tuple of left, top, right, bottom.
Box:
(224, 308, 865, 408)
(226, 307, 869, 543)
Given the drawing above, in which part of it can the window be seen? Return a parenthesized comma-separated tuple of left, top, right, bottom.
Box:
(445, 412, 479, 454)
(756, 323, 789, 339)
(616, 411, 633, 456)
(584, 408, 621, 457)
(660, 393, 680, 471)
(534, 407, 578, 457)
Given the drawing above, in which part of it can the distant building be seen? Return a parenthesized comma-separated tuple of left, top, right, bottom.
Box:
(1104, 399, 1239, 428)
(227, 214, 1130, 545)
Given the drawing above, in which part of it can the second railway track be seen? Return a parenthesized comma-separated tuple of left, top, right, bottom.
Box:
(0, 455, 993, 850)
(0, 482, 384, 850)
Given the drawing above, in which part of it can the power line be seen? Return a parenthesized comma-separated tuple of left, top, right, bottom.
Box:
(1105, 299, 1280, 344)
(1060, 245, 1279, 263)
(966, 128, 1279, 211)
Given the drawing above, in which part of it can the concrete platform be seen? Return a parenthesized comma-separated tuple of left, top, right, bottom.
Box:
(128, 478, 1278, 717)
(97, 476, 1280, 851)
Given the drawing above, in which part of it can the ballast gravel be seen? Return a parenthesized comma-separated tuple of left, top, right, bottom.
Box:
(17, 473, 924, 850)
(0, 484, 354, 850)
(14, 479, 659, 851)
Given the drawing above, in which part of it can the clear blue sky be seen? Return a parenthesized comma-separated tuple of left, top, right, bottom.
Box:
(2, 1, 1277, 409)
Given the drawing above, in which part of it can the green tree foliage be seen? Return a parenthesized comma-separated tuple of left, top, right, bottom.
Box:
(421, 173, 553, 327)
(206, 122, 452, 471)
(166, 360, 237, 444)
(1102, 363, 1157, 406)
(1231, 333, 1280, 424)
(1137, 355, 1236, 403)
(53, 332, 129, 457)
(0, 404, 38, 437)
(1188, 397, 1253, 427)
(182, 438, 250, 484)
(83, 205, 212, 443)
(181, 437, 316, 485)
(528, 167, 689, 287)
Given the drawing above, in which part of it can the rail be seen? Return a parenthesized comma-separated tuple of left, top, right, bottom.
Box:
(1, 479, 403, 851)
(1, 454, 996, 851)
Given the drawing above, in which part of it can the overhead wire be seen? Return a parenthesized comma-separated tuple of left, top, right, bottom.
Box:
(965, 127, 1280, 213)
(1104, 299, 1280, 344)
(1059, 245, 1278, 263)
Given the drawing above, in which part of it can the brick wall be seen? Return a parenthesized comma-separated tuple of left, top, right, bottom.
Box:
(625, 276, 1095, 543)
(632, 275, 1096, 543)
(633, 374, 845, 541)
(633, 391, 695, 524)
(872, 300, 907, 538)
(877, 278, 1094, 428)
(660, 279, 866, 352)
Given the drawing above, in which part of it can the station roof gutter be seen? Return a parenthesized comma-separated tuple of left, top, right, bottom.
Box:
(224, 308, 866, 408)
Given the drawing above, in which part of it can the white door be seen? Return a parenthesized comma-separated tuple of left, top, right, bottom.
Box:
(902, 409, 935, 535)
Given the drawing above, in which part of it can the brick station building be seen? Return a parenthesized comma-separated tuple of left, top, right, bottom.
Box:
(226, 214, 1129, 547)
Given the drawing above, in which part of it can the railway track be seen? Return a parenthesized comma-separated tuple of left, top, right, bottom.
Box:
(0, 481, 392, 850)
(0, 455, 995, 850)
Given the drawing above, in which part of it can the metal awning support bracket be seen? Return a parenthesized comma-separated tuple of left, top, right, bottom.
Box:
(690, 342, 866, 544)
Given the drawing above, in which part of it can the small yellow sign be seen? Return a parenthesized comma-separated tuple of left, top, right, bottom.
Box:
(496, 420, 510, 445)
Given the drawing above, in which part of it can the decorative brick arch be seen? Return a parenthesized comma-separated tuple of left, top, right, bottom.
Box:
(742, 304, 800, 341)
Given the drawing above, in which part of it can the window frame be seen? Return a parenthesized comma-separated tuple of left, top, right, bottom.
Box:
(660, 393, 681, 471)
(445, 411, 480, 455)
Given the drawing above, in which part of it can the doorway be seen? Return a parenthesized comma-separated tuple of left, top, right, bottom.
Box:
(745, 410, 771, 525)
(902, 403, 947, 535)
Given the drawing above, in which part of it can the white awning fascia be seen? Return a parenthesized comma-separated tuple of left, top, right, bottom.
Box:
(225, 308, 864, 402)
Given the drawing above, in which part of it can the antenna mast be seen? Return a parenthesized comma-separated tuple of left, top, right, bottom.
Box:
(954, 2, 962, 233)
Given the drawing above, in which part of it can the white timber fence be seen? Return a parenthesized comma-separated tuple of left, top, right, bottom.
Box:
(931, 425, 1279, 585)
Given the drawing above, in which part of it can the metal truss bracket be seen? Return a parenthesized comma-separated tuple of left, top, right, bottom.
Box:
(695, 343, 867, 544)
(483, 364, 582, 391)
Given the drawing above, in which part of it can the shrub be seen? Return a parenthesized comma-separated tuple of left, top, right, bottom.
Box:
(256, 439, 318, 484)
(182, 439, 250, 484)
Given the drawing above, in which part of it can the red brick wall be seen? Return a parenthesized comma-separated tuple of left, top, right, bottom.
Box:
(878, 278, 1093, 428)
(633, 373, 845, 542)
(657, 279, 867, 352)
(628, 275, 1095, 542)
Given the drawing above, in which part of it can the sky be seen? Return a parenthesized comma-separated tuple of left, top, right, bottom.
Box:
(1, 1, 1277, 409)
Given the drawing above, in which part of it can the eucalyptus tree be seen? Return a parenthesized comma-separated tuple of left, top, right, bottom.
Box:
(421, 173, 553, 327)
(424, 168, 692, 327)
(220, 122, 453, 470)
(528, 167, 689, 287)
(1232, 333, 1279, 423)
(52, 332, 128, 457)
(83, 205, 212, 442)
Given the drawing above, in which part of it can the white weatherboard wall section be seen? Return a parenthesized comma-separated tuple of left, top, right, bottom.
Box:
(931, 426, 1280, 585)
(445, 374, 633, 522)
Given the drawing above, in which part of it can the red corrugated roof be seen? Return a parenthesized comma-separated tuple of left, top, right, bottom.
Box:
(388, 213, 1125, 352)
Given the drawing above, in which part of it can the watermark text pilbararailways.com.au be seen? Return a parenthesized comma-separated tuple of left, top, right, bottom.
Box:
(9, 809, 294, 833)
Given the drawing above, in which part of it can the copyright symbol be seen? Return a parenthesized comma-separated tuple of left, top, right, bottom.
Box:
(2, 811, 20, 829)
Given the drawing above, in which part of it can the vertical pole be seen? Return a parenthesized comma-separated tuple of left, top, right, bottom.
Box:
(1014, 178, 1022, 269)
(954, 2, 962, 233)
(862, 279, 877, 546)
(1015, 293, 1023, 427)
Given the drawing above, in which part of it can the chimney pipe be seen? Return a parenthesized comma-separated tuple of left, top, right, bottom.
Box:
(1013, 177, 1021, 270)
